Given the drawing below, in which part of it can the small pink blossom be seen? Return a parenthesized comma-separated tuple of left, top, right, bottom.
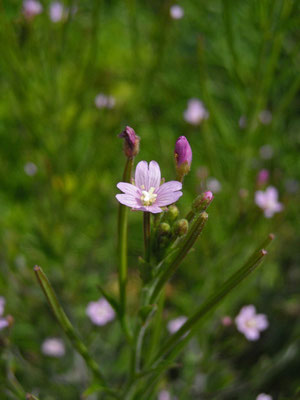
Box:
(49, 2, 67, 22)
(116, 161, 183, 214)
(170, 5, 184, 19)
(259, 110, 272, 125)
(86, 298, 115, 326)
(0, 297, 5, 317)
(183, 99, 209, 125)
(235, 305, 268, 341)
(239, 115, 247, 129)
(221, 316, 232, 326)
(167, 316, 187, 334)
(42, 338, 65, 357)
(257, 169, 269, 186)
(207, 177, 222, 193)
(158, 390, 171, 400)
(23, 0, 43, 18)
(255, 186, 283, 218)
(95, 94, 115, 109)
(24, 162, 38, 176)
(256, 394, 272, 400)
(0, 297, 9, 331)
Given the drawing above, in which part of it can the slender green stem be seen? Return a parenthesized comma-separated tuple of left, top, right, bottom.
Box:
(145, 289, 165, 366)
(138, 239, 273, 398)
(153, 249, 268, 363)
(118, 157, 134, 317)
(26, 395, 40, 400)
(149, 212, 208, 304)
(34, 266, 107, 387)
(143, 212, 151, 262)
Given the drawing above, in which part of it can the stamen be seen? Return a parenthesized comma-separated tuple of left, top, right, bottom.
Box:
(141, 187, 157, 206)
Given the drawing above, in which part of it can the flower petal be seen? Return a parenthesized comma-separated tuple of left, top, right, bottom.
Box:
(266, 186, 278, 201)
(244, 328, 260, 341)
(155, 191, 183, 207)
(116, 194, 140, 208)
(135, 161, 149, 190)
(256, 314, 269, 331)
(148, 161, 161, 190)
(147, 205, 163, 214)
(155, 181, 183, 207)
(117, 182, 140, 197)
(255, 191, 266, 208)
(157, 181, 182, 194)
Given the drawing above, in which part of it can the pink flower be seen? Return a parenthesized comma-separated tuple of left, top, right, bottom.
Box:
(23, 0, 43, 18)
(183, 99, 209, 125)
(256, 394, 272, 400)
(207, 177, 222, 193)
(255, 186, 283, 218)
(158, 390, 172, 400)
(94, 94, 115, 109)
(0, 297, 9, 331)
(0, 297, 5, 317)
(49, 2, 67, 23)
(167, 316, 187, 334)
(235, 305, 268, 341)
(42, 338, 65, 357)
(259, 110, 272, 125)
(86, 298, 115, 326)
(257, 169, 269, 186)
(170, 5, 184, 19)
(221, 316, 232, 326)
(116, 161, 183, 214)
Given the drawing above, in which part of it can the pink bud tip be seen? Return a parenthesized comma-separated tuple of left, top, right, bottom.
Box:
(203, 191, 213, 202)
(261, 249, 268, 256)
(118, 126, 140, 158)
(175, 136, 192, 167)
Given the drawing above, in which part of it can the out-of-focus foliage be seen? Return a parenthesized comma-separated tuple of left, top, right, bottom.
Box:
(0, 0, 299, 399)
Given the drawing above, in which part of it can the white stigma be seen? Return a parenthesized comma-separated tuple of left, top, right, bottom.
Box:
(141, 187, 157, 206)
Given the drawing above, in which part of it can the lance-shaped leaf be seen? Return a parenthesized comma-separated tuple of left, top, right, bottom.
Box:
(34, 266, 107, 386)
(151, 236, 274, 367)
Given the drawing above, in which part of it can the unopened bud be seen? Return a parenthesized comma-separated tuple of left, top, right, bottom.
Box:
(118, 126, 140, 158)
(173, 219, 189, 237)
(174, 136, 192, 181)
(192, 191, 213, 212)
(166, 204, 179, 221)
(158, 222, 171, 235)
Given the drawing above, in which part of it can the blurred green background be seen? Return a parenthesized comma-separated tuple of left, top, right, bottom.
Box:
(0, 0, 300, 399)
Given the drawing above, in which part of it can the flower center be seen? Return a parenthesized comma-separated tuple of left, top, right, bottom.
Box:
(141, 187, 157, 206)
(246, 318, 257, 328)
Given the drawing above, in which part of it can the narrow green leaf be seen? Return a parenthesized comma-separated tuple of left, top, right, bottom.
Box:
(97, 284, 120, 316)
(152, 235, 275, 366)
(34, 266, 106, 385)
(149, 212, 208, 303)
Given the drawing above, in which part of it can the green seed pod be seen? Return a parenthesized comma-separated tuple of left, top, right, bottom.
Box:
(173, 219, 189, 237)
(158, 222, 171, 235)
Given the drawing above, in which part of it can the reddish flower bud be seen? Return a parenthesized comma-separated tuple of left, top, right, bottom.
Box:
(192, 191, 213, 212)
(174, 136, 192, 180)
(118, 126, 140, 158)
